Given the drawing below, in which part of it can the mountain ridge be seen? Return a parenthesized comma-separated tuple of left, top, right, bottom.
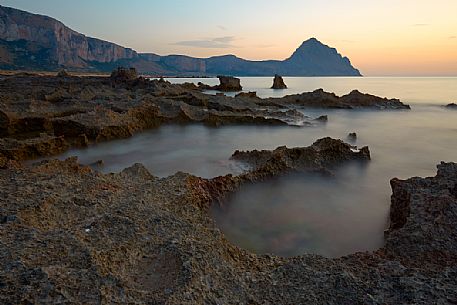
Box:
(0, 5, 362, 76)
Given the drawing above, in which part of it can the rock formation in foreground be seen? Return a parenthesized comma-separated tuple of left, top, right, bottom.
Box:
(271, 74, 287, 89)
(0, 5, 361, 76)
(0, 135, 456, 303)
(0, 72, 409, 164)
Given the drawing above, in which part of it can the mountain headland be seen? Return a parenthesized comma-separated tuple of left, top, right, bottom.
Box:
(0, 5, 361, 76)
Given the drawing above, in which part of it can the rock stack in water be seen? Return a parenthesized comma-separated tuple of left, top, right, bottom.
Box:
(347, 132, 357, 142)
(216, 76, 242, 91)
(198, 76, 242, 92)
(271, 74, 287, 89)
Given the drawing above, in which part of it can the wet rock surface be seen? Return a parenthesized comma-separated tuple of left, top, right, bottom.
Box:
(445, 103, 457, 109)
(235, 91, 259, 99)
(263, 89, 411, 110)
(0, 142, 456, 304)
(0, 73, 409, 163)
(231, 137, 370, 177)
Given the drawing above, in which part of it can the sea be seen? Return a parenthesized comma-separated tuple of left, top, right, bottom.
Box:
(52, 77, 457, 258)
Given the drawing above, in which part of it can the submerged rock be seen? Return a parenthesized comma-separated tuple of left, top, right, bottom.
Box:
(445, 103, 457, 109)
(271, 74, 287, 89)
(348, 132, 357, 141)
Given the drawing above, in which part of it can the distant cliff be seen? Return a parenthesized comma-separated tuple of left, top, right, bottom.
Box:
(0, 5, 361, 76)
(0, 5, 138, 69)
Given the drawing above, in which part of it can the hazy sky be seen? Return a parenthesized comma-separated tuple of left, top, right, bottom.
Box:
(1, 0, 456, 76)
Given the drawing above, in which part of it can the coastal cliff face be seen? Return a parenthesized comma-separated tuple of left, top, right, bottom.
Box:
(0, 5, 361, 76)
(0, 6, 138, 68)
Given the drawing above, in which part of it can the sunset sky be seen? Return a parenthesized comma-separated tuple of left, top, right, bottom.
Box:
(1, 0, 456, 76)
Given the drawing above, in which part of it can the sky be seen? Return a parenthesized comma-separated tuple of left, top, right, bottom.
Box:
(1, 0, 456, 76)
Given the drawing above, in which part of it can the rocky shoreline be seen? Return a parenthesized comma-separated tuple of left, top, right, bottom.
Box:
(0, 71, 409, 164)
(2, 71, 453, 304)
(0, 136, 456, 303)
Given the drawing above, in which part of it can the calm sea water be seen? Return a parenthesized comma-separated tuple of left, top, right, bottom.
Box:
(54, 77, 457, 258)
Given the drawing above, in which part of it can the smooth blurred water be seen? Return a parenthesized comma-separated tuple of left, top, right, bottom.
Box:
(54, 77, 457, 258)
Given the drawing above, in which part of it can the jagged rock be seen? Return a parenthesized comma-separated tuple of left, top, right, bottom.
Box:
(56, 69, 70, 77)
(271, 74, 287, 89)
(1, 141, 456, 303)
(6, 116, 53, 137)
(0, 6, 138, 69)
(340, 90, 411, 109)
(445, 103, 457, 109)
(0, 134, 69, 160)
(110, 67, 138, 82)
(0, 73, 409, 161)
(235, 91, 258, 98)
(199, 76, 242, 92)
(266, 89, 410, 110)
(44, 88, 72, 102)
(231, 137, 370, 178)
(216, 76, 242, 91)
(386, 162, 457, 268)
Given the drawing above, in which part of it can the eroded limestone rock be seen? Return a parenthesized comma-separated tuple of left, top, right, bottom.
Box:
(1, 146, 455, 304)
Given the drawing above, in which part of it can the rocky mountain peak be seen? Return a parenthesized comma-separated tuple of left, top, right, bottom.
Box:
(0, 5, 362, 76)
(285, 38, 361, 76)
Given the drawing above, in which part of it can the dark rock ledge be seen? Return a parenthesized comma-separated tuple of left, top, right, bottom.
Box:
(198, 76, 243, 92)
(0, 72, 409, 164)
(1, 137, 456, 304)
